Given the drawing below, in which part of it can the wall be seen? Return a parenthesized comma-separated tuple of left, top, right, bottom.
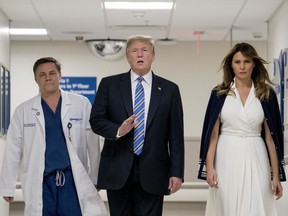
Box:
(0, 10, 10, 67)
(0, 8, 10, 216)
(268, 1, 288, 215)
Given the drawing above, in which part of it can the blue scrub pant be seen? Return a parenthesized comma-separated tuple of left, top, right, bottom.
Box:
(42, 168, 82, 216)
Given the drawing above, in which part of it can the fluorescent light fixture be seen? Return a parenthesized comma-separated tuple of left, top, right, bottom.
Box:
(9, 28, 47, 35)
(104, 2, 173, 10)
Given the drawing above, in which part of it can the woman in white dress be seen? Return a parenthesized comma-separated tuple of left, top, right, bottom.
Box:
(198, 43, 286, 216)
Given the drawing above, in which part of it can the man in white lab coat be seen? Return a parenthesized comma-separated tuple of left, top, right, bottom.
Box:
(0, 57, 107, 216)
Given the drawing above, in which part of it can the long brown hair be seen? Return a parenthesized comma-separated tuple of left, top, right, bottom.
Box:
(216, 42, 274, 101)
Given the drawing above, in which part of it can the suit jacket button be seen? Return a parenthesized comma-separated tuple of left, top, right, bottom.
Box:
(129, 148, 134, 153)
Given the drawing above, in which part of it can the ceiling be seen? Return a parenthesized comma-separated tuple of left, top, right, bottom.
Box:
(0, 0, 284, 42)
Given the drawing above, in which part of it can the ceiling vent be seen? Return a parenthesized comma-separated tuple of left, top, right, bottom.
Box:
(86, 39, 127, 61)
(156, 38, 177, 46)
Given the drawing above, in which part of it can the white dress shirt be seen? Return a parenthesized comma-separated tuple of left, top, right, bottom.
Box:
(131, 70, 152, 129)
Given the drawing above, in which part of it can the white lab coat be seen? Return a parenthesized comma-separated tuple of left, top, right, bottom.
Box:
(0, 90, 107, 216)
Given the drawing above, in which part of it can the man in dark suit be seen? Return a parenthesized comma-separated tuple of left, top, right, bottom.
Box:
(90, 35, 184, 216)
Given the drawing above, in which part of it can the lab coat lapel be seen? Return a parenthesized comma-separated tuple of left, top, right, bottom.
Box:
(60, 89, 72, 120)
(32, 95, 45, 131)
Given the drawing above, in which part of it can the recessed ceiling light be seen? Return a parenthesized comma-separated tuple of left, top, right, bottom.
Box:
(9, 28, 47, 35)
(104, 2, 173, 10)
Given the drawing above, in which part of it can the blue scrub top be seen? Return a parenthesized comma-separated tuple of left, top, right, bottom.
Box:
(42, 96, 71, 176)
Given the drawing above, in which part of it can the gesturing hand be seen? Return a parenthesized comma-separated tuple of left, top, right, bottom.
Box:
(118, 115, 138, 137)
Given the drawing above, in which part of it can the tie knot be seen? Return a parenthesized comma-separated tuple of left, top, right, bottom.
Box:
(137, 77, 144, 83)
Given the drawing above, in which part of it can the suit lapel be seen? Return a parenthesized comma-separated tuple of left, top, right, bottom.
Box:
(146, 73, 162, 129)
(119, 72, 133, 116)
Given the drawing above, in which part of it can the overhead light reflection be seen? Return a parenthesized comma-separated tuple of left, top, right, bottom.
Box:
(104, 2, 173, 10)
(9, 28, 47, 35)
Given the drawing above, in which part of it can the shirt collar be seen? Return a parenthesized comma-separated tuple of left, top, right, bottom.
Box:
(231, 78, 255, 92)
(131, 70, 152, 86)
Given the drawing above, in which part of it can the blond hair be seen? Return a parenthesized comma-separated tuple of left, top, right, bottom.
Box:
(126, 35, 155, 54)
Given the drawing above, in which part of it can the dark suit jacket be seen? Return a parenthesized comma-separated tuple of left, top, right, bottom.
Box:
(90, 71, 184, 195)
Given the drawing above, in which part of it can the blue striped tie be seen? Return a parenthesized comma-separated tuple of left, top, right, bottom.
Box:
(133, 77, 145, 155)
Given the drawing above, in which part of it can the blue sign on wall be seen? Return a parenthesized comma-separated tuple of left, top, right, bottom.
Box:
(60, 76, 97, 104)
(4, 69, 10, 134)
(0, 66, 11, 135)
(0, 66, 4, 134)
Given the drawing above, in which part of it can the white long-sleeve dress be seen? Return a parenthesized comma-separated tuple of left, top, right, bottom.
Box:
(205, 83, 278, 216)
